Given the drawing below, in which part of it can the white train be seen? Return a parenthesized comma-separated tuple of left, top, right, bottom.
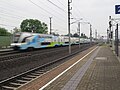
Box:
(11, 32, 91, 50)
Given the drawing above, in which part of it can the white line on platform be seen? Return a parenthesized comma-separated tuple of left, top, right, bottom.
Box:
(39, 46, 98, 90)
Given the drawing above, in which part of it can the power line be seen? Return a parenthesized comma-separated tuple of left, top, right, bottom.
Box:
(57, 0, 67, 8)
(28, 0, 66, 21)
(37, 0, 67, 19)
(28, 0, 67, 29)
(0, 1, 48, 20)
(55, 0, 77, 20)
(28, 0, 54, 16)
(46, 0, 67, 13)
(0, 0, 67, 30)
(0, 7, 26, 18)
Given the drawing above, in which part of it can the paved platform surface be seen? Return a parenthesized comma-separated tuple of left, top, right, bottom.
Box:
(42, 46, 120, 90)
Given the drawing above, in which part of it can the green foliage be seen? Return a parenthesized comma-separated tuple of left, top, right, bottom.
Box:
(51, 32, 59, 36)
(0, 27, 11, 36)
(20, 19, 48, 34)
(65, 33, 73, 37)
(0, 36, 12, 48)
(80, 33, 88, 38)
(73, 33, 79, 37)
(13, 27, 21, 33)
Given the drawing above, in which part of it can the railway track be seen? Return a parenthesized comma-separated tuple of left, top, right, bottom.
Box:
(0, 45, 83, 62)
(0, 50, 19, 56)
(0, 45, 91, 90)
(0, 44, 87, 80)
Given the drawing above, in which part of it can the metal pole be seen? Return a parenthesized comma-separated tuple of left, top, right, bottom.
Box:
(68, 0, 71, 54)
(49, 17, 52, 34)
(78, 22, 80, 48)
(115, 23, 119, 56)
(109, 16, 112, 45)
(90, 24, 92, 45)
(95, 29, 97, 39)
(107, 29, 109, 43)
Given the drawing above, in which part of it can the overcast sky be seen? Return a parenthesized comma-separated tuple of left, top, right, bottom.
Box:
(0, 0, 120, 37)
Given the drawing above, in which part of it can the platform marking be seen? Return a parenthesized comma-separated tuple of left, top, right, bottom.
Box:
(95, 57, 107, 60)
(39, 46, 98, 90)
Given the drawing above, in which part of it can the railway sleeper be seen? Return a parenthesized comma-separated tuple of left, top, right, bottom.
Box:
(2, 85, 17, 90)
(30, 73, 41, 76)
(16, 80, 28, 83)
(26, 75, 36, 78)
(10, 82, 23, 86)
(34, 71, 45, 74)
(21, 77, 33, 80)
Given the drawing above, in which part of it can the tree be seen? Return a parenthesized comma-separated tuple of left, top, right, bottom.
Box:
(20, 19, 48, 34)
(80, 33, 88, 38)
(51, 32, 59, 36)
(13, 27, 21, 33)
(73, 33, 79, 37)
(0, 27, 11, 36)
(65, 33, 73, 37)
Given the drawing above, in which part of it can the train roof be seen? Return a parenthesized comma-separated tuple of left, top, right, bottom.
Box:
(15, 32, 54, 37)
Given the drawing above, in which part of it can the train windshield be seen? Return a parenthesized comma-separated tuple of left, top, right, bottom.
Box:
(13, 33, 21, 43)
(13, 32, 34, 43)
(21, 36, 33, 43)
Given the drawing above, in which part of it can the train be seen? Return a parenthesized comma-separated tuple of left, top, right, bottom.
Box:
(11, 32, 92, 50)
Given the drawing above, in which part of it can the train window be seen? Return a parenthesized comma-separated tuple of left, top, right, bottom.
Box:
(39, 35, 52, 38)
(65, 42, 69, 44)
(15, 35, 20, 37)
(13, 34, 21, 43)
(41, 42, 51, 45)
(22, 36, 33, 43)
(38, 35, 41, 38)
(14, 41, 18, 43)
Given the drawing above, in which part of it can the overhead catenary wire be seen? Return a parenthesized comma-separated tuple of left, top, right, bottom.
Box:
(28, 0, 67, 32)
(0, 6, 26, 19)
(37, 0, 67, 19)
(46, 0, 67, 13)
(0, 0, 67, 33)
(28, 0, 66, 21)
(0, 1, 29, 18)
(0, 0, 90, 35)
(0, 1, 48, 21)
(56, 0, 67, 8)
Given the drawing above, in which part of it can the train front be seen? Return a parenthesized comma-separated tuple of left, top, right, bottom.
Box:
(11, 32, 33, 50)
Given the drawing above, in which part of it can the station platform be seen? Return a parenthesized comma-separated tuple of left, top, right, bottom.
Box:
(40, 46, 120, 90)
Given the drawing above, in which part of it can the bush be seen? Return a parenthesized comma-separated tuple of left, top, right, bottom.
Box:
(0, 36, 12, 48)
